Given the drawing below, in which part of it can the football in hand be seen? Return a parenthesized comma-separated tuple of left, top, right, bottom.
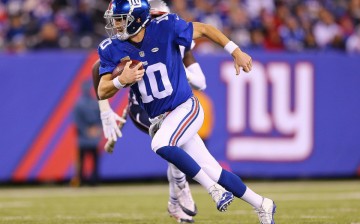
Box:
(111, 59, 143, 87)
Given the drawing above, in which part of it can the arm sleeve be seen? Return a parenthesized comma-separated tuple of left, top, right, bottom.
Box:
(186, 62, 207, 91)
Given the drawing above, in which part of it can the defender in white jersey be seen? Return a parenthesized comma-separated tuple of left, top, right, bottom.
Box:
(98, 0, 276, 223)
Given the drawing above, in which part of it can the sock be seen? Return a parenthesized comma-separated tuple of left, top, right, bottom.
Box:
(193, 169, 215, 190)
(170, 164, 187, 189)
(241, 187, 263, 208)
(218, 169, 263, 208)
(167, 165, 178, 203)
(157, 146, 201, 178)
(157, 146, 215, 189)
(218, 169, 247, 198)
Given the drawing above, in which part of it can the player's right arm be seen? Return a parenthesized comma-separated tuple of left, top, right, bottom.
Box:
(92, 60, 125, 142)
(97, 38, 145, 100)
(98, 65, 144, 99)
(98, 73, 120, 100)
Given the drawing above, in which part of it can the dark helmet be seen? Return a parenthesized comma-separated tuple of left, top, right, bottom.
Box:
(104, 0, 151, 40)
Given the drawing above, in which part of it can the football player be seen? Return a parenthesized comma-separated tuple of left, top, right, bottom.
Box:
(92, 1, 205, 222)
(97, 0, 276, 223)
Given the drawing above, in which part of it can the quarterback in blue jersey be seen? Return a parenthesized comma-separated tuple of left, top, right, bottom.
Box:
(93, 1, 206, 223)
(97, 0, 276, 223)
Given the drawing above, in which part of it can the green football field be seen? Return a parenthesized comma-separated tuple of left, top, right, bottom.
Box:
(0, 180, 359, 224)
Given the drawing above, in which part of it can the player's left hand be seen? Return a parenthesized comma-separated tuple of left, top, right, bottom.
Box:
(119, 61, 145, 85)
(100, 110, 126, 142)
(232, 48, 252, 75)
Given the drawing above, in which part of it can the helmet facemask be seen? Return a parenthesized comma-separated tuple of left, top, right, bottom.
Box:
(104, 0, 151, 41)
(104, 9, 136, 40)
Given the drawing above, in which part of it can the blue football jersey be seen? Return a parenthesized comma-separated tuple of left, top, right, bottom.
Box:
(98, 13, 194, 118)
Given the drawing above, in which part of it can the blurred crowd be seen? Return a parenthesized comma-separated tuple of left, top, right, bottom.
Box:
(0, 0, 109, 52)
(1, 0, 360, 53)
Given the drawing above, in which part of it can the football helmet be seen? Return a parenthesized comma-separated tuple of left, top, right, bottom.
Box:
(104, 0, 151, 40)
(149, 0, 170, 18)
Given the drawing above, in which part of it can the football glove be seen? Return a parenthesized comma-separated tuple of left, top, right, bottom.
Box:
(99, 100, 126, 142)
(100, 110, 126, 142)
(149, 115, 165, 138)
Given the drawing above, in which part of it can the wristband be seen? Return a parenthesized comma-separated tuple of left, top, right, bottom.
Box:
(112, 77, 125, 89)
(224, 41, 239, 54)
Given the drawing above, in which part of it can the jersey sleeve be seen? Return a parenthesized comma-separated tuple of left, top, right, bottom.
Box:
(97, 38, 117, 76)
(170, 14, 193, 49)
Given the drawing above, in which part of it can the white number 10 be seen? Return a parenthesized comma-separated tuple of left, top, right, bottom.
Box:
(138, 62, 173, 103)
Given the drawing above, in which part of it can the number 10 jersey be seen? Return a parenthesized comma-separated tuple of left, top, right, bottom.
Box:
(98, 13, 194, 118)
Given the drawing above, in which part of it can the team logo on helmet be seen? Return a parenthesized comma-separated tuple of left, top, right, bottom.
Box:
(129, 0, 142, 8)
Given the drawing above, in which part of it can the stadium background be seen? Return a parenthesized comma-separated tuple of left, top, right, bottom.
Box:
(1, 0, 360, 184)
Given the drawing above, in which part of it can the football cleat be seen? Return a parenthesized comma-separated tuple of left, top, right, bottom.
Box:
(208, 184, 234, 212)
(176, 182, 198, 216)
(168, 202, 194, 223)
(254, 197, 276, 224)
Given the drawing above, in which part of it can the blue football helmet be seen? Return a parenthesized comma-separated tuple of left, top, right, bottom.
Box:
(104, 0, 151, 40)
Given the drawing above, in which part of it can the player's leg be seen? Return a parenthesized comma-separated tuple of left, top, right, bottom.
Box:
(128, 96, 197, 218)
(166, 165, 194, 223)
(182, 134, 276, 223)
(167, 163, 197, 216)
(152, 96, 234, 212)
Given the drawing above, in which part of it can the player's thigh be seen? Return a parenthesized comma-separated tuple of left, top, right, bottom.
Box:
(181, 134, 222, 182)
(151, 97, 204, 151)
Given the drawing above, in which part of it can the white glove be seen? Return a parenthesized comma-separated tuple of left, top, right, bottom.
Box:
(149, 114, 165, 138)
(99, 100, 126, 142)
(100, 110, 126, 142)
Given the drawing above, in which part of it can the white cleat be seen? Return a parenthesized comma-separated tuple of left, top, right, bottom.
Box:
(168, 202, 194, 223)
(176, 182, 197, 216)
(208, 184, 234, 212)
(254, 197, 276, 224)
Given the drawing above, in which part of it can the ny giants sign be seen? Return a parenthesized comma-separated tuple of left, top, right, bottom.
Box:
(221, 62, 314, 162)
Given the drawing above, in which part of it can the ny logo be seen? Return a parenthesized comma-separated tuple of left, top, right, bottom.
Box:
(221, 62, 314, 161)
(128, 0, 141, 7)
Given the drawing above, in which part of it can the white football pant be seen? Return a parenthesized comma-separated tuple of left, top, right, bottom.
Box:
(152, 96, 223, 183)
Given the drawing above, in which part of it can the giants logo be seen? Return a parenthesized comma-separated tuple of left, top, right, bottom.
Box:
(221, 62, 314, 161)
(128, 0, 142, 7)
